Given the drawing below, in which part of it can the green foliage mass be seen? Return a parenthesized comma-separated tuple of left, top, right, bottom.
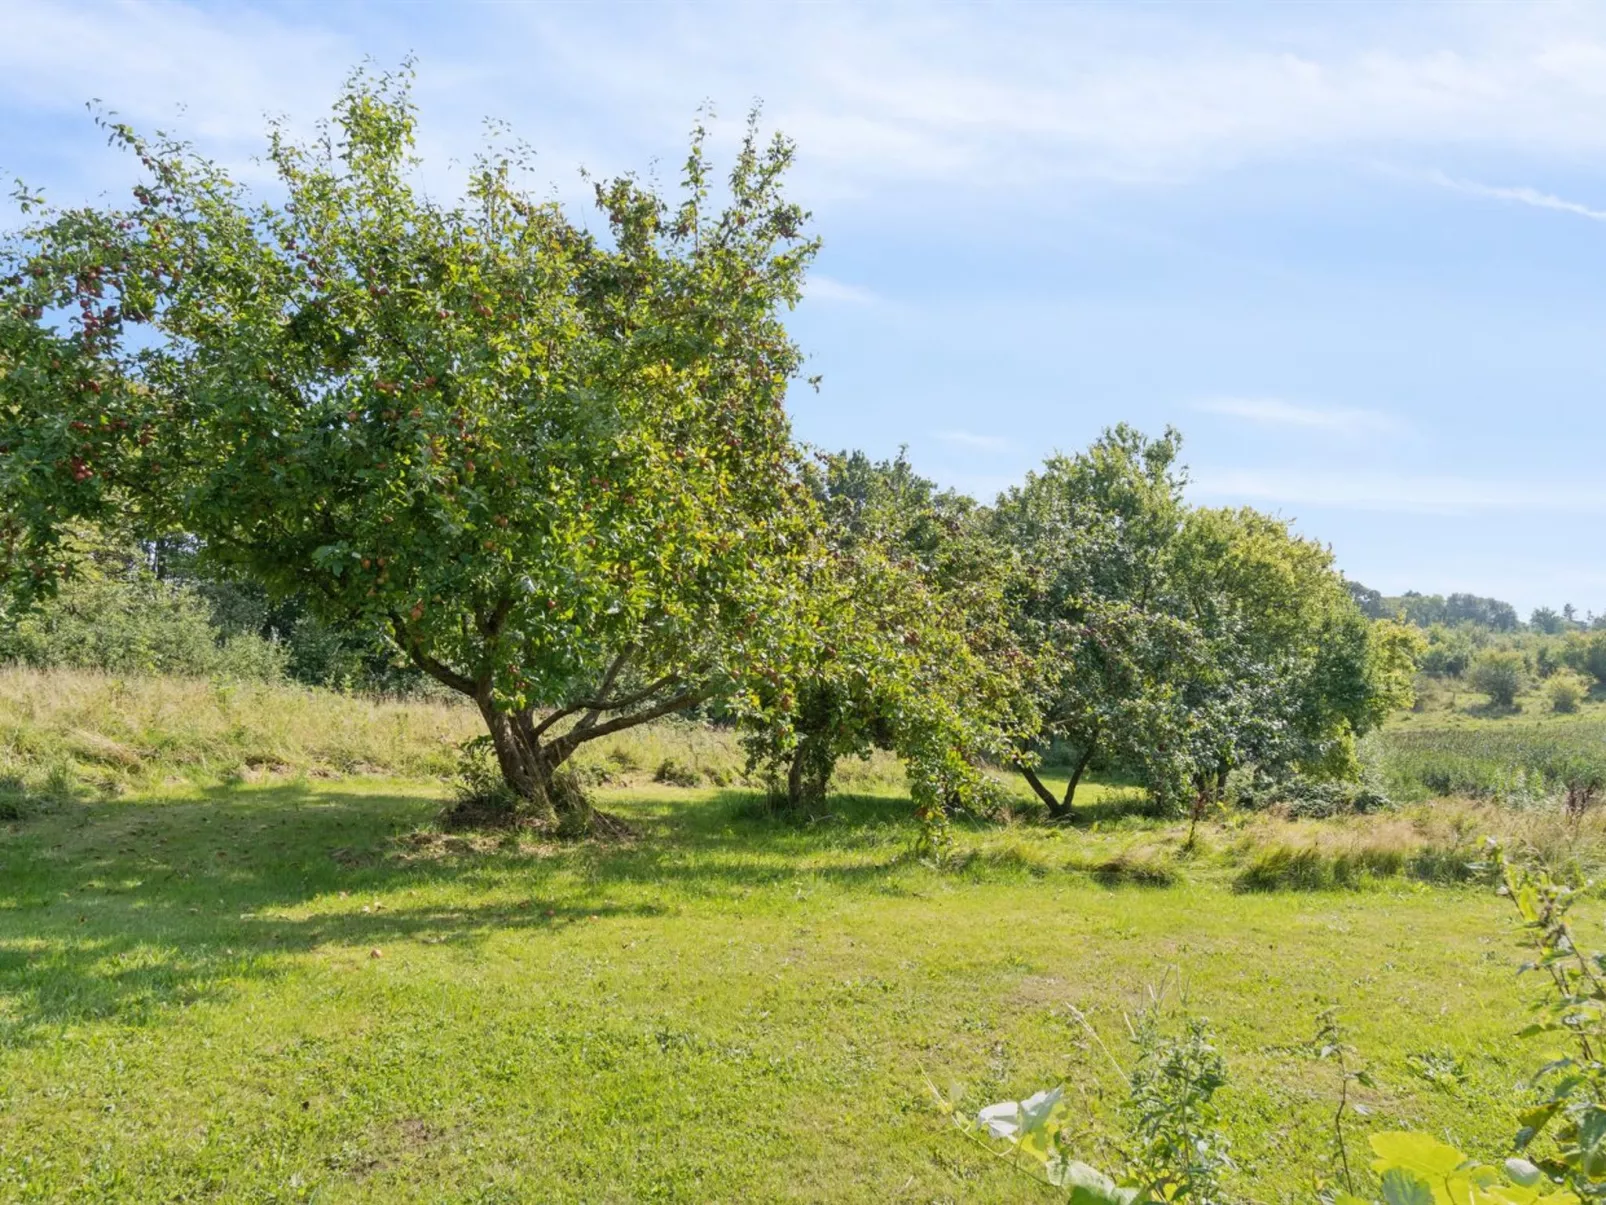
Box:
(1372, 716, 1606, 804)
(0, 530, 285, 681)
(1470, 650, 1528, 709)
(0, 59, 1426, 832)
(993, 426, 1416, 817)
(1546, 672, 1589, 714)
(2, 65, 824, 830)
(739, 448, 1032, 846)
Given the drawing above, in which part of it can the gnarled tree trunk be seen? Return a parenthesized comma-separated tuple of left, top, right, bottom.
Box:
(1018, 726, 1099, 823)
(399, 623, 703, 836)
(779, 734, 833, 811)
(1061, 732, 1098, 812)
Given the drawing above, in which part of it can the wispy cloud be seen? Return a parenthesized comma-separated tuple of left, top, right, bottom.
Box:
(934, 429, 1013, 452)
(804, 275, 881, 305)
(1192, 469, 1606, 516)
(1423, 170, 1606, 222)
(0, 1, 352, 144)
(22, 2, 1606, 204)
(1193, 398, 1400, 435)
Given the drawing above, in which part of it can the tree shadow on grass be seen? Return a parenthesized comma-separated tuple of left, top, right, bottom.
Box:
(0, 780, 924, 1046)
(1467, 701, 1524, 719)
(1061, 793, 1165, 828)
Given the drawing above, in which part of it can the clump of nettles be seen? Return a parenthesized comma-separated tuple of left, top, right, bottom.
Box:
(1121, 1014, 1233, 1203)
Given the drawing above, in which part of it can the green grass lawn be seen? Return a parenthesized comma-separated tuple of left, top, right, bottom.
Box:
(0, 778, 1537, 1202)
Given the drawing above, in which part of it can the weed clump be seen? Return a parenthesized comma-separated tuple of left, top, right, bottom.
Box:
(652, 757, 702, 788)
(1090, 847, 1179, 886)
(1238, 776, 1391, 819)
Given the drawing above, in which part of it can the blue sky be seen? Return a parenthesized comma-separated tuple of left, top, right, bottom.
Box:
(4, 1, 1606, 615)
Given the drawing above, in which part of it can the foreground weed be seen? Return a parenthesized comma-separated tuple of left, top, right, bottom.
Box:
(936, 998, 1232, 1203)
(942, 842, 1606, 1202)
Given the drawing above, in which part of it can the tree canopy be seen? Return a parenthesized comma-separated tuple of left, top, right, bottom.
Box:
(1, 66, 823, 830)
(992, 426, 1417, 816)
(2, 63, 1430, 836)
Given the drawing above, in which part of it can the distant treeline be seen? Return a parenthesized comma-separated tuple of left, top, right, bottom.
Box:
(1346, 583, 1606, 634)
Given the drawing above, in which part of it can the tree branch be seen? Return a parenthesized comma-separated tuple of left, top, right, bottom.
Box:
(576, 645, 638, 732)
(389, 615, 475, 696)
(547, 688, 707, 764)
(1016, 761, 1062, 813)
(529, 698, 588, 742)
(579, 673, 679, 717)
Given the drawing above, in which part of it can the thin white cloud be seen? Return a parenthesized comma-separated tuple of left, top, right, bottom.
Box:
(0, 1, 352, 144)
(19, 2, 1606, 205)
(934, 429, 1013, 453)
(499, 2, 1606, 192)
(804, 275, 880, 305)
(1192, 469, 1606, 516)
(1423, 170, 1606, 222)
(1194, 397, 1400, 435)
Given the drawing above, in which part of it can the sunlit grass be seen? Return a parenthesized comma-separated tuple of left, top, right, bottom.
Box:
(0, 776, 1542, 1202)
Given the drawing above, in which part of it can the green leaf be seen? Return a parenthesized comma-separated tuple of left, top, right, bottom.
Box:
(1050, 1158, 1140, 1204)
(1504, 1158, 1543, 1188)
(1379, 1168, 1436, 1205)
(1370, 1132, 1469, 1180)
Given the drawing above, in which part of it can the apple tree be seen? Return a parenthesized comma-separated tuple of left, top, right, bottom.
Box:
(0, 65, 821, 831)
(739, 450, 1034, 840)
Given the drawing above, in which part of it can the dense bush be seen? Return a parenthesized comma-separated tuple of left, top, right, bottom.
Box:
(1546, 671, 1590, 714)
(3, 565, 285, 681)
(1467, 648, 1525, 707)
(1564, 630, 1606, 687)
(1418, 623, 1480, 677)
(1236, 775, 1391, 819)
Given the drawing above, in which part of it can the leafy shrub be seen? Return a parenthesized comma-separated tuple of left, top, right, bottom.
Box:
(1237, 775, 1390, 818)
(1563, 630, 1606, 687)
(1468, 649, 1525, 708)
(1419, 623, 1478, 677)
(1122, 1015, 1232, 1203)
(652, 757, 703, 788)
(6, 571, 286, 681)
(1546, 671, 1590, 714)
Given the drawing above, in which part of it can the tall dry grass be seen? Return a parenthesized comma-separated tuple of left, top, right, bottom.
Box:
(0, 667, 907, 807)
(0, 667, 478, 798)
(1230, 798, 1606, 890)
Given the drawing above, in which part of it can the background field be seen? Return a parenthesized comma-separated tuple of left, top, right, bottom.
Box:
(3, 670, 1604, 1202)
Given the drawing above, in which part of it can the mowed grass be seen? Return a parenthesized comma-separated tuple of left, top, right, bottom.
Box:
(1, 776, 1541, 1203)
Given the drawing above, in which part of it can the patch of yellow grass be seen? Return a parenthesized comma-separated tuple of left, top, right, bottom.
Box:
(0, 667, 908, 802)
